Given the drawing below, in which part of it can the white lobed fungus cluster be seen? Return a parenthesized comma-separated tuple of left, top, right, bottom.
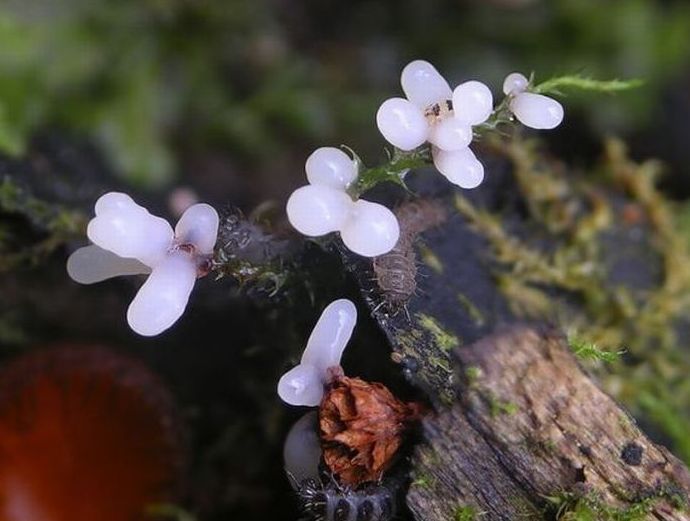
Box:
(286, 147, 400, 258)
(67, 192, 219, 337)
(503, 72, 564, 130)
(376, 60, 564, 189)
(277, 298, 357, 407)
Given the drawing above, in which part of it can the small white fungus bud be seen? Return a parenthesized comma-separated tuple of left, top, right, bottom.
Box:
(67, 245, 150, 284)
(510, 92, 564, 130)
(283, 412, 322, 488)
(503, 72, 529, 95)
(286, 185, 353, 237)
(340, 200, 400, 258)
(401, 60, 453, 109)
(429, 117, 473, 151)
(126, 252, 198, 337)
(174, 203, 219, 255)
(277, 299, 357, 407)
(376, 97, 428, 151)
(305, 147, 358, 190)
(433, 147, 485, 189)
(87, 192, 173, 267)
(452, 81, 494, 126)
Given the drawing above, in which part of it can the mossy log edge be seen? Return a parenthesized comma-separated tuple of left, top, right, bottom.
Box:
(407, 325, 690, 520)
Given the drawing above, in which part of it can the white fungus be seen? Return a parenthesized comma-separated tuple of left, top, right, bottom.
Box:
(375, 60, 493, 189)
(510, 92, 564, 130)
(433, 147, 485, 189)
(305, 147, 358, 190)
(503, 72, 564, 130)
(286, 185, 353, 237)
(376, 98, 429, 151)
(340, 200, 400, 258)
(277, 298, 357, 407)
(283, 412, 322, 488)
(67, 191, 219, 337)
(401, 60, 453, 110)
(452, 80, 494, 126)
(286, 147, 401, 257)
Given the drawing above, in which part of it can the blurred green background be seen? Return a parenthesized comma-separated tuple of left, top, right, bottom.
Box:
(2, 1, 690, 520)
(1, 0, 689, 202)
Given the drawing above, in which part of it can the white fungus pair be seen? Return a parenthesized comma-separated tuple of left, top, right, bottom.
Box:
(286, 147, 400, 258)
(278, 298, 357, 407)
(376, 60, 564, 189)
(67, 192, 219, 336)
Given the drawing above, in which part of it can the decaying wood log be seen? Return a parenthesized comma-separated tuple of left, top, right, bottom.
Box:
(407, 325, 690, 520)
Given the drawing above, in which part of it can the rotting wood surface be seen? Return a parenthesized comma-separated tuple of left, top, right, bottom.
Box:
(407, 325, 690, 520)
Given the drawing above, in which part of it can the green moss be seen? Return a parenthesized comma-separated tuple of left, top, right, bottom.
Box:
(454, 137, 690, 464)
(544, 490, 686, 521)
(419, 243, 444, 274)
(488, 394, 519, 418)
(416, 313, 460, 353)
(0, 176, 86, 270)
(464, 366, 482, 386)
(454, 505, 479, 521)
(456, 293, 485, 326)
(569, 337, 624, 363)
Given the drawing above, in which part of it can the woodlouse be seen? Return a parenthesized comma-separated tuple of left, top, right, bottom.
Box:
(372, 199, 447, 306)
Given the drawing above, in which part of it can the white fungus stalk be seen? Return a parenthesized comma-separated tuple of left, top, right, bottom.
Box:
(67, 192, 219, 337)
(277, 299, 357, 407)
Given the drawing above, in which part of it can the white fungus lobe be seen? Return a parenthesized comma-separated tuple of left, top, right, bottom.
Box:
(277, 364, 326, 408)
(174, 203, 219, 255)
(283, 412, 322, 487)
(286, 185, 353, 237)
(277, 299, 357, 407)
(452, 80, 494, 126)
(433, 147, 485, 189)
(502, 72, 529, 95)
(87, 192, 174, 268)
(510, 92, 564, 130)
(127, 252, 198, 337)
(340, 200, 401, 258)
(68, 192, 219, 336)
(305, 147, 358, 190)
(376, 98, 428, 151)
(401, 60, 452, 109)
(429, 117, 473, 151)
(66, 245, 151, 284)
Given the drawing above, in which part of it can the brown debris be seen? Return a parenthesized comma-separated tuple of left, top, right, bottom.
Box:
(318, 375, 423, 486)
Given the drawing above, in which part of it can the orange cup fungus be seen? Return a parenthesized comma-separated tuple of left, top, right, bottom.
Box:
(0, 345, 182, 521)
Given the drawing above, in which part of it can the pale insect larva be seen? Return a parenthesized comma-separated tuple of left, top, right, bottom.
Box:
(372, 199, 447, 306)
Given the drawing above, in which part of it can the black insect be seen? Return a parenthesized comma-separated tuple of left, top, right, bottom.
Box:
(295, 477, 396, 521)
(373, 199, 447, 307)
